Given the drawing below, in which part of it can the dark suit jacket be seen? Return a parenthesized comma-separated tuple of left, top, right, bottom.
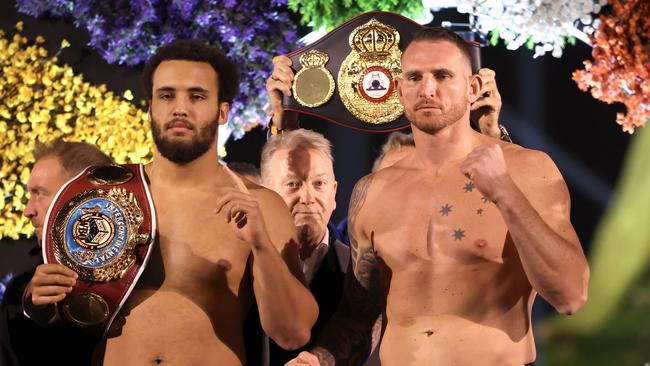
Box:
(0, 254, 97, 366)
(266, 229, 350, 366)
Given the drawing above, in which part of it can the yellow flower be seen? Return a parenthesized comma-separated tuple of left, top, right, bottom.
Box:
(218, 146, 228, 158)
(1, 29, 154, 239)
(18, 85, 33, 101)
(14, 184, 24, 199)
(16, 111, 27, 123)
(0, 109, 10, 120)
(19, 167, 30, 183)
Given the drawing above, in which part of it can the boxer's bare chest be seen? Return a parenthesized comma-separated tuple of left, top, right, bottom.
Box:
(139, 186, 251, 295)
(368, 167, 509, 272)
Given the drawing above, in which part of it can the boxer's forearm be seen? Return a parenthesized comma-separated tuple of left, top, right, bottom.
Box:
(495, 178, 589, 315)
(251, 243, 318, 350)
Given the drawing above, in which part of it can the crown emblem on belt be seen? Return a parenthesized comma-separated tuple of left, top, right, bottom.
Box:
(292, 49, 335, 108)
(338, 18, 403, 124)
(300, 49, 329, 68)
(350, 18, 400, 57)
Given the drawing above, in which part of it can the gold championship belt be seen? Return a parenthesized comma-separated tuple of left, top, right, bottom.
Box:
(337, 18, 403, 125)
(283, 11, 481, 132)
(42, 164, 156, 337)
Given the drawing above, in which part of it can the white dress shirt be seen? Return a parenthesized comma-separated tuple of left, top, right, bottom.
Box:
(301, 230, 330, 284)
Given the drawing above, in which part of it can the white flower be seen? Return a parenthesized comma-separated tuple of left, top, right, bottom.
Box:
(435, 0, 607, 58)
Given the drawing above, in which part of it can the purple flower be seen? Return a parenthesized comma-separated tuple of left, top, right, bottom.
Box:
(0, 272, 14, 303)
(15, 0, 301, 137)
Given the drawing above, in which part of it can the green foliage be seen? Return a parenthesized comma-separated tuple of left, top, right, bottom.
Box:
(288, 0, 424, 31)
(544, 283, 650, 366)
(566, 35, 576, 45)
(489, 28, 500, 46)
(526, 36, 535, 50)
(560, 126, 650, 334)
(544, 124, 650, 366)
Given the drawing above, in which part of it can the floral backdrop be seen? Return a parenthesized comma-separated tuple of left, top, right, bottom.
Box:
(1, 0, 647, 240)
(288, 0, 424, 31)
(572, 0, 649, 134)
(16, 0, 301, 137)
(0, 23, 151, 239)
(1, 2, 648, 365)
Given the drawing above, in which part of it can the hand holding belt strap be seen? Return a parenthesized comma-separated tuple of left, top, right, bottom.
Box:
(282, 11, 481, 132)
(42, 164, 156, 338)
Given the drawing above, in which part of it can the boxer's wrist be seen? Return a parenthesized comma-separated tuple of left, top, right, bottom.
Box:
(248, 232, 275, 253)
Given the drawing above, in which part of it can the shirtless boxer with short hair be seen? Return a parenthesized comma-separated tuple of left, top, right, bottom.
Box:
(97, 40, 317, 365)
(288, 27, 589, 366)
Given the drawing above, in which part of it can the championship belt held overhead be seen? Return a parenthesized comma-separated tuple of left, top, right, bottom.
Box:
(283, 11, 481, 132)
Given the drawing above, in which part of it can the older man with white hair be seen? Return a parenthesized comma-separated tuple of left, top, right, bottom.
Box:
(259, 129, 353, 365)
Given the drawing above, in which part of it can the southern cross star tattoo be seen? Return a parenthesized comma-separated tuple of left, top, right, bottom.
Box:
(481, 195, 490, 203)
(452, 228, 466, 241)
(476, 208, 484, 215)
(440, 203, 452, 216)
(464, 181, 475, 192)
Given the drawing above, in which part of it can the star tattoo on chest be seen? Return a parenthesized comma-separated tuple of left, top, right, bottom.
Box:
(463, 181, 475, 192)
(476, 208, 484, 215)
(452, 228, 465, 241)
(440, 203, 452, 216)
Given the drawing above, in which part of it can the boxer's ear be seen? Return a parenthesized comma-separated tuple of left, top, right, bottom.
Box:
(468, 73, 483, 104)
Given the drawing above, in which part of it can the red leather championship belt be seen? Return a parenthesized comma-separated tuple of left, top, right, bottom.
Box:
(42, 164, 156, 337)
(283, 11, 481, 132)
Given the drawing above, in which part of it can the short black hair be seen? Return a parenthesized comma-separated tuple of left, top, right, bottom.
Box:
(142, 39, 240, 104)
(403, 27, 474, 71)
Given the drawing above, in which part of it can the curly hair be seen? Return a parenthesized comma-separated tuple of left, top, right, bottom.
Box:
(142, 39, 240, 104)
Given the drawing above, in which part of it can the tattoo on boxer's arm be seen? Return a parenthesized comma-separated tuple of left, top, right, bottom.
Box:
(347, 174, 372, 262)
(312, 175, 384, 365)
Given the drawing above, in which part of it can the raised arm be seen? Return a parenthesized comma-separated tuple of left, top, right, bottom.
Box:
(471, 68, 503, 139)
(216, 168, 318, 350)
(461, 144, 590, 314)
(266, 55, 299, 131)
(289, 174, 386, 365)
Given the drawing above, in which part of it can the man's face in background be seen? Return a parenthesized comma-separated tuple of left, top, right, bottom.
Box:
(24, 155, 70, 243)
(265, 147, 337, 248)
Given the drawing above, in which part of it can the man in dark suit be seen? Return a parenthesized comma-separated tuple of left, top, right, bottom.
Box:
(260, 129, 351, 365)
